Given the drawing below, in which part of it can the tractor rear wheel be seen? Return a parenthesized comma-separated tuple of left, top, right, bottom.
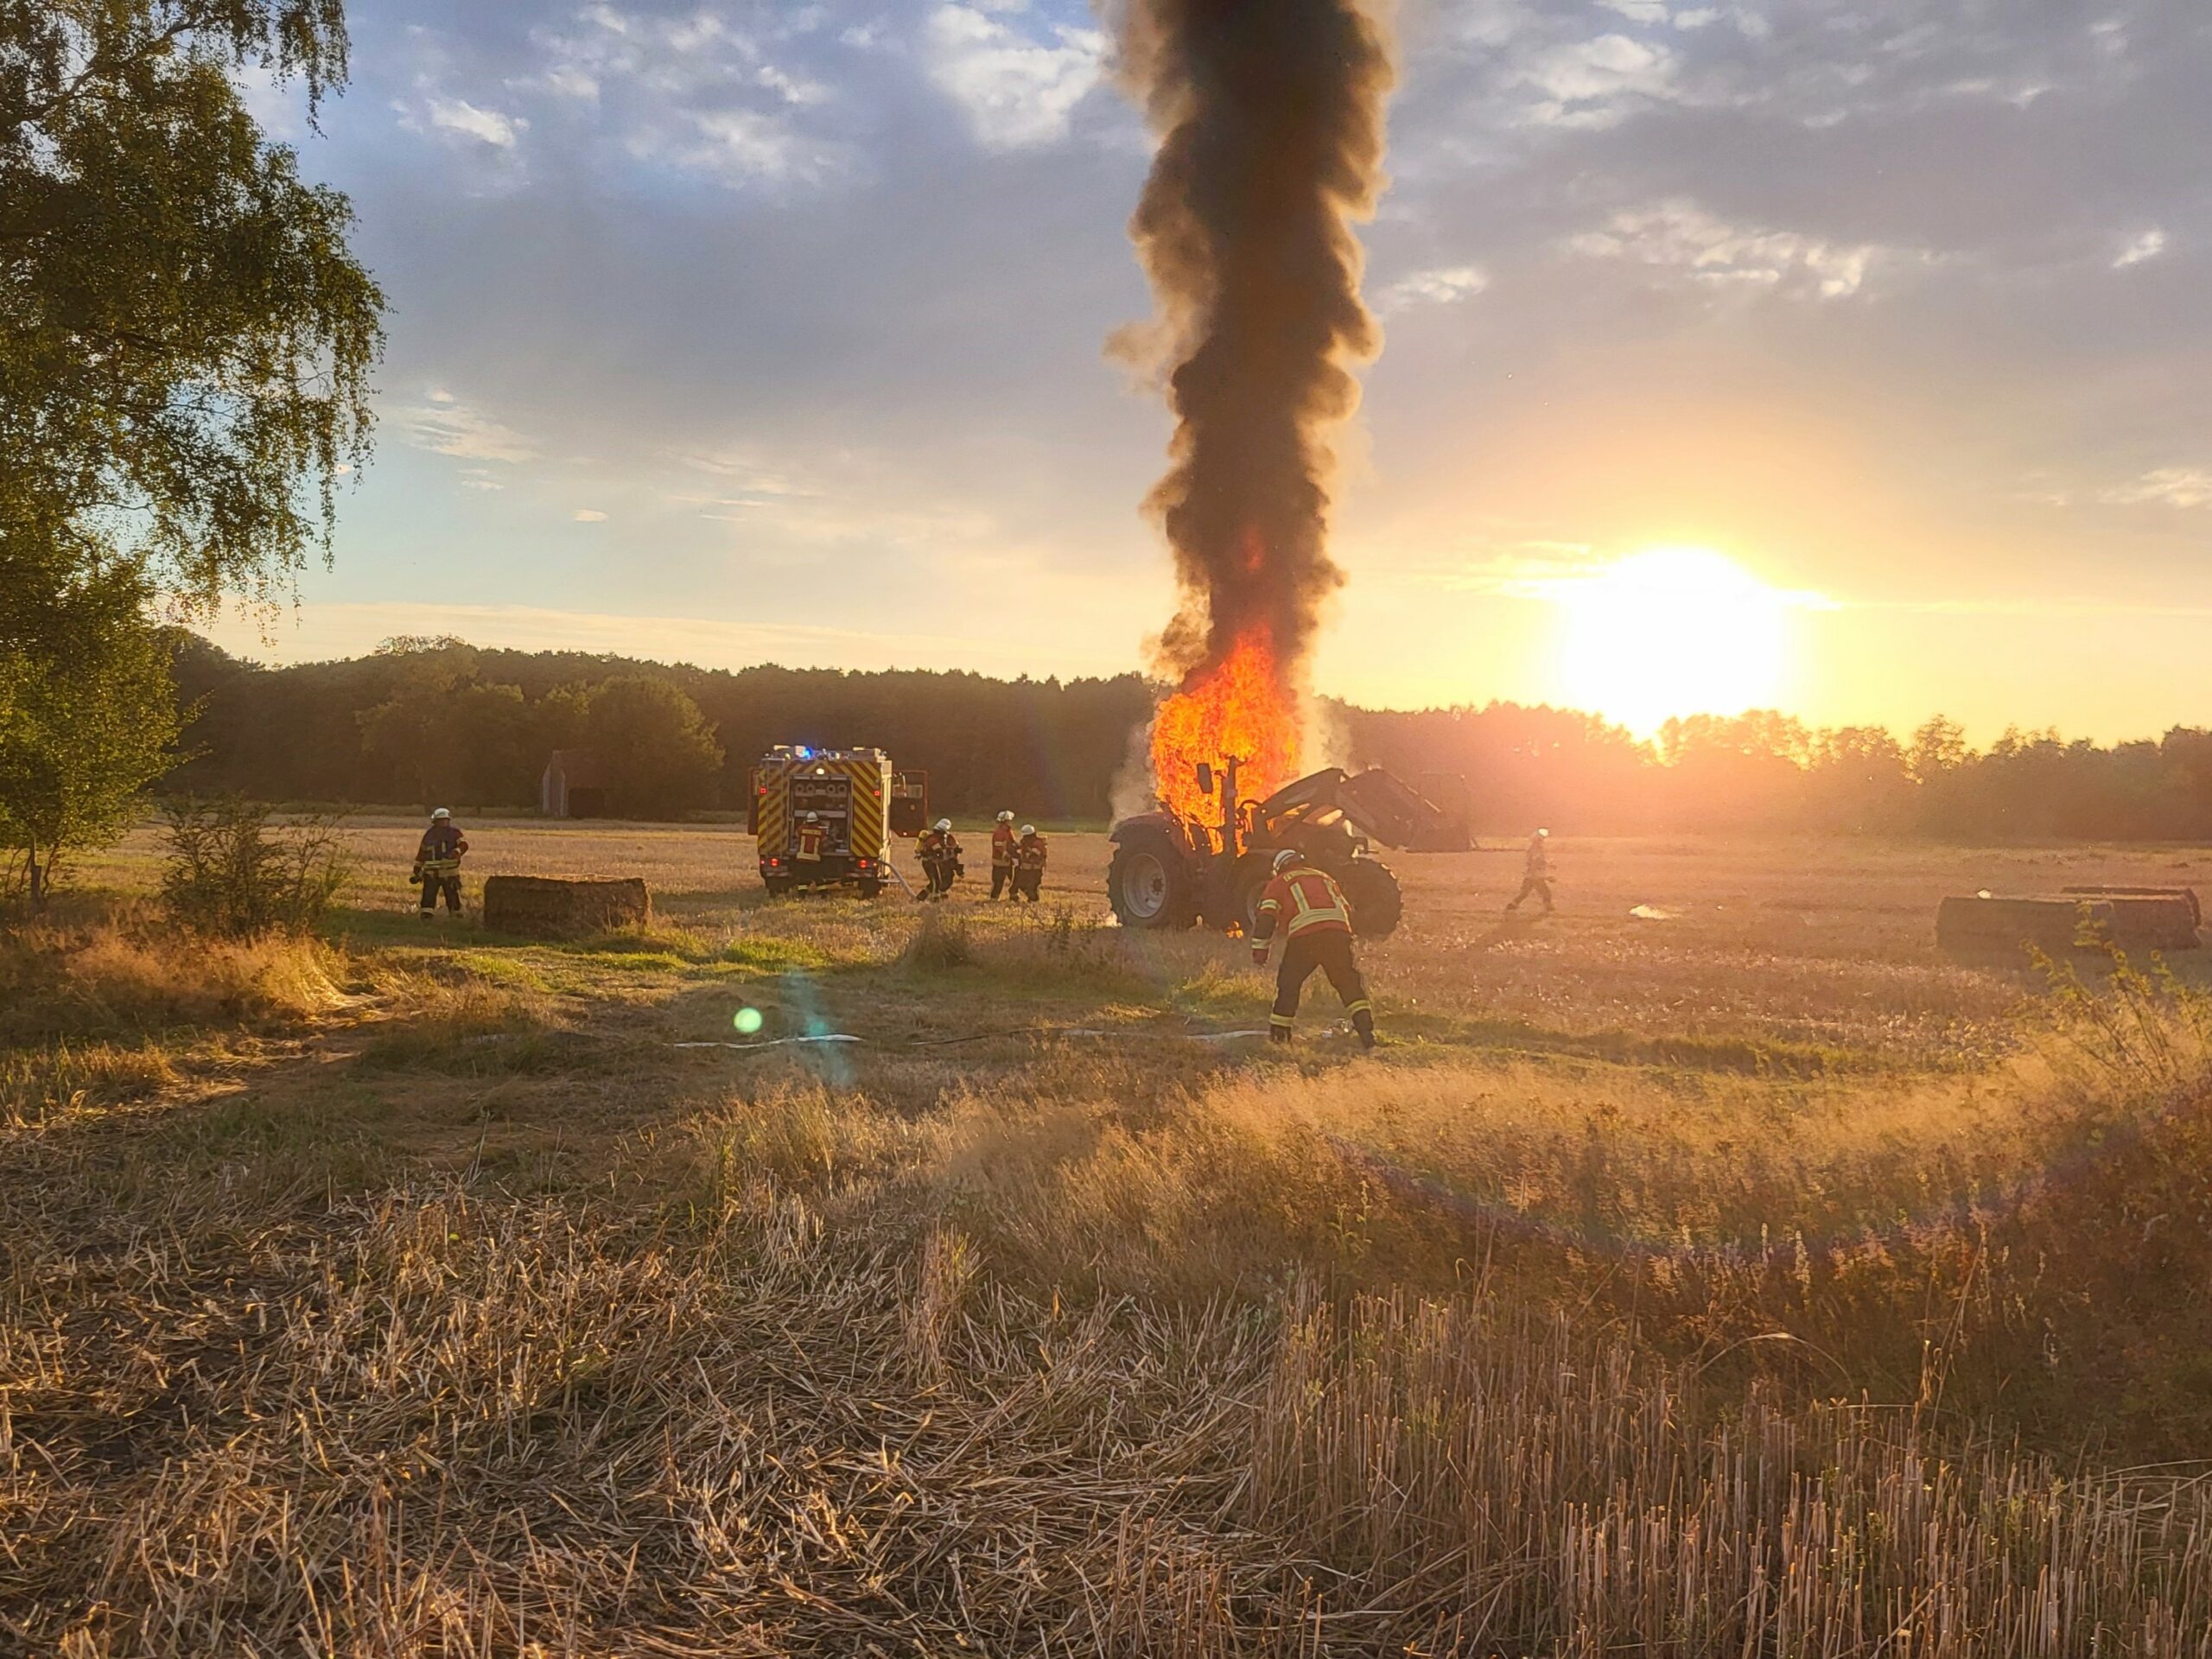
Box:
(1337, 858, 1403, 939)
(1230, 853, 1275, 938)
(1108, 828, 1194, 930)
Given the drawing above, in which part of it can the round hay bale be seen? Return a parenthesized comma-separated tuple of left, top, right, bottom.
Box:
(2063, 885, 2203, 931)
(482, 875, 651, 938)
(1936, 895, 2114, 959)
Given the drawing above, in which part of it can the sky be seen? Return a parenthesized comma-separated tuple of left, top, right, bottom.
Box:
(211, 0, 2212, 743)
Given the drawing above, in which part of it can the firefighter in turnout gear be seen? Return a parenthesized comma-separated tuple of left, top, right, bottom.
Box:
(917, 819, 963, 900)
(1013, 824, 1046, 902)
(1504, 828, 1554, 915)
(412, 808, 469, 918)
(990, 810, 1018, 899)
(1250, 849, 1375, 1048)
(796, 810, 827, 867)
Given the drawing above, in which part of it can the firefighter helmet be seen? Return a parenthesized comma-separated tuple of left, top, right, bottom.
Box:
(1020, 824, 1035, 837)
(431, 807, 451, 821)
(934, 818, 952, 833)
(1272, 848, 1301, 874)
(996, 810, 1014, 822)
(804, 810, 819, 822)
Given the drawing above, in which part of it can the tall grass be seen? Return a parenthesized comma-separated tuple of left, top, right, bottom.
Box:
(0, 916, 347, 1046)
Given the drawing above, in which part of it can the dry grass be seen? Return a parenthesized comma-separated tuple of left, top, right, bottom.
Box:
(0, 915, 349, 1046)
(12, 834, 2212, 1651)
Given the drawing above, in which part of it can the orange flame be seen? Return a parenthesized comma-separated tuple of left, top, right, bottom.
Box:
(1148, 626, 1304, 827)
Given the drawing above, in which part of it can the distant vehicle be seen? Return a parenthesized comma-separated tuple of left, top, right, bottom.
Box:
(1107, 760, 1466, 939)
(749, 746, 928, 897)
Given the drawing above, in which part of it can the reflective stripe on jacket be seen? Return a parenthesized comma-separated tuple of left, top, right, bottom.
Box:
(418, 858, 461, 876)
(1254, 867, 1352, 943)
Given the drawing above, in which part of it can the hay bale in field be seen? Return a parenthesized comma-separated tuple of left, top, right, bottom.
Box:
(1937, 895, 2113, 959)
(482, 875, 651, 938)
(2089, 892, 2202, 950)
(2063, 885, 2203, 931)
(1937, 893, 2202, 959)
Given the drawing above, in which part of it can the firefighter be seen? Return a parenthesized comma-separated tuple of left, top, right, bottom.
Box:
(1013, 823, 1046, 902)
(917, 818, 963, 900)
(1250, 849, 1375, 1049)
(796, 810, 827, 872)
(990, 809, 1018, 899)
(1504, 828, 1554, 915)
(411, 808, 469, 918)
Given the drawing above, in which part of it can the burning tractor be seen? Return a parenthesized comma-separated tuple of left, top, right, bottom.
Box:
(1106, 756, 1461, 939)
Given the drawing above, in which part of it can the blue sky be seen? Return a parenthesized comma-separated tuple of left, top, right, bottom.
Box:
(216, 0, 2212, 740)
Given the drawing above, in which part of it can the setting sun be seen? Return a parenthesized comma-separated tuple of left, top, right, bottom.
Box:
(1555, 547, 1793, 735)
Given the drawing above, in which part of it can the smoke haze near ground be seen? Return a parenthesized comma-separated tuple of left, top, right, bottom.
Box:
(1109, 0, 1395, 690)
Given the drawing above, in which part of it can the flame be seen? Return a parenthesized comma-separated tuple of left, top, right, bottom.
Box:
(1148, 626, 1304, 826)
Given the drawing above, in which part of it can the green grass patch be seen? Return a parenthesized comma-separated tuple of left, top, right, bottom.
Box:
(722, 936, 842, 974)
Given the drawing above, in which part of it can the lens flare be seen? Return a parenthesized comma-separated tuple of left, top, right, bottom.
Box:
(732, 1006, 764, 1036)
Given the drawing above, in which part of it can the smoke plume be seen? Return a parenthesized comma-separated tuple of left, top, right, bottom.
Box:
(1113, 0, 1395, 693)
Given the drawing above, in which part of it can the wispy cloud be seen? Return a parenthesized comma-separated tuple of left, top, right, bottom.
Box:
(2114, 228, 2168, 270)
(1378, 264, 1490, 312)
(2098, 467, 2212, 510)
(923, 3, 1105, 150)
(426, 96, 526, 147)
(522, 3, 848, 188)
(1567, 200, 1897, 299)
(401, 390, 539, 466)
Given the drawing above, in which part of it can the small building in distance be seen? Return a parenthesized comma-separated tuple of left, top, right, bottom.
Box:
(540, 749, 609, 818)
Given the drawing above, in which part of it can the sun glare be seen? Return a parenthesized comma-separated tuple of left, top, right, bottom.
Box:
(1556, 546, 1791, 735)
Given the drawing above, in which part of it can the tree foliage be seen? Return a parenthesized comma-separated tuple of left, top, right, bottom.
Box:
(578, 676, 725, 821)
(1, 0, 384, 613)
(0, 0, 379, 886)
(159, 795, 350, 936)
(0, 563, 180, 892)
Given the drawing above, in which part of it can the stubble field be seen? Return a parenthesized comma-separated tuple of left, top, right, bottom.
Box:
(10, 821, 2212, 1655)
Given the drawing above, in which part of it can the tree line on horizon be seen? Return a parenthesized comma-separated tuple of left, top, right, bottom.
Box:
(168, 634, 2212, 842)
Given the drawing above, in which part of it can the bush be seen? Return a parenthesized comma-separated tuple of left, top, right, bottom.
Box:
(158, 798, 352, 938)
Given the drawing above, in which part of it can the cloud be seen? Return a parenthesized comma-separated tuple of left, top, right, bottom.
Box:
(2099, 468, 2212, 511)
(425, 96, 526, 147)
(2114, 228, 2167, 269)
(573, 508, 609, 522)
(518, 3, 849, 188)
(1566, 200, 1894, 299)
(1516, 32, 1683, 129)
(923, 3, 1105, 149)
(401, 391, 539, 466)
(1378, 265, 1490, 312)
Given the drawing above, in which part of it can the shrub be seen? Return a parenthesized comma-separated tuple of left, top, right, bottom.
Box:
(158, 798, 351, 938)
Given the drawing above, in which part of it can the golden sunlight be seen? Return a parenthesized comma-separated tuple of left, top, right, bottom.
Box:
(1555, 546, 1792, 734)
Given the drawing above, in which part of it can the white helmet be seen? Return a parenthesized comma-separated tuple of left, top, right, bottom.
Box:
(935, 818, 952, 833)
(431, 807, 451, 821)
(1272, 849, 1300, 874)
(1020, 824, 1036, 837)
(1536, 828, 1550, 838)
(804, 810, 819, 822)
(996, 810, 1014, 822)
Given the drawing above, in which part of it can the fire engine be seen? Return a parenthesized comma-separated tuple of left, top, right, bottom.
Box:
(749, 747, 927, 897)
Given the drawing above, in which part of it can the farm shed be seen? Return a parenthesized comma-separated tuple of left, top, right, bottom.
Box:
(540, 749, 608, 818)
